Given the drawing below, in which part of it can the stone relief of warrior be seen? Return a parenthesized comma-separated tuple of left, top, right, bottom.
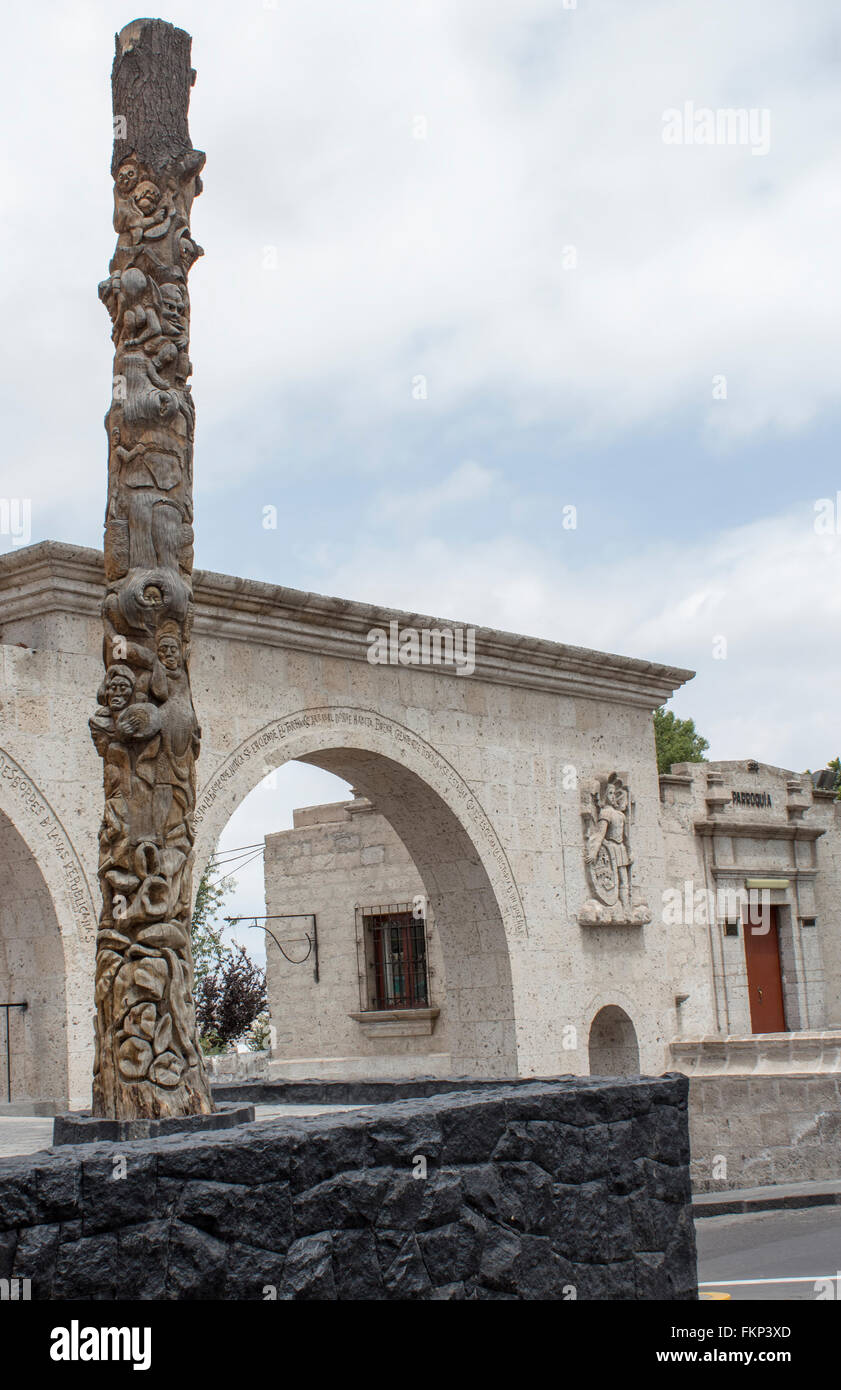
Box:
(578, 773, 651, 926)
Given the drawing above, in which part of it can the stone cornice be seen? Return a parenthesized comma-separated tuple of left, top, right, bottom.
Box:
(693, 819, 825, 842)
(710, 865, 818, 880)
(0, 541, 694, 707)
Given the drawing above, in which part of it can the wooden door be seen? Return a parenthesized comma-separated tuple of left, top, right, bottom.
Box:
(744, 905, 786, 1032)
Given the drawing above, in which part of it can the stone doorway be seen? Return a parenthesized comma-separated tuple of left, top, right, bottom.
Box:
(744, 905, 787, 1033)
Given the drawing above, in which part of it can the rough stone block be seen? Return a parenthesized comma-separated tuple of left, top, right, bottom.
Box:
(281, 1234, 336, 1300)
(166, 1221, 228, 1300)
(0, 1079, 697, 1300)
(416, 1208, 486, 1285)
(116, 1221, 170, 1300)
(376, 1229, 432, 1299)
(12, 1223, 60, 1295)
(53, 1232, 119, 1300)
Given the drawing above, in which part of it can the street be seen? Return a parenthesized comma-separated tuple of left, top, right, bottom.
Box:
(697, 1205, 841, 1301)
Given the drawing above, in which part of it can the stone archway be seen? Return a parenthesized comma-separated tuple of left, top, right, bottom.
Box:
(0, 751, 97, 1109)
(194, 708, 521, 1077)
(588, 1005, 640, 1076)
(0, 809, 69, 1107)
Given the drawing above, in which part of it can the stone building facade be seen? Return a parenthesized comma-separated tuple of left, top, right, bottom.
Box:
(265, 799, 444, 1078)
(0, 539, 692, 1109)
(264, 763, 841, 1084)
(3, 540, 841, 1124)
(661, 759, 841, 1050)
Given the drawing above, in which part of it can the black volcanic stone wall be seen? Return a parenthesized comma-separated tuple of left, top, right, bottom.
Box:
(211, 1074, 581, 1106)
(0, 1077, 697, 1300)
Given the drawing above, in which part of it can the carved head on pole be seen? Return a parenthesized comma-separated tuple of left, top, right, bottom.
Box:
(116, 159, 140, 195)
(133, 180, 162, 216)
(99, 663, 137, 712)
(156, 621, 183, 676)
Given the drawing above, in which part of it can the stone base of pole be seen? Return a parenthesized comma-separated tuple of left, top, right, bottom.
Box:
(52, 1101, 254, 1146)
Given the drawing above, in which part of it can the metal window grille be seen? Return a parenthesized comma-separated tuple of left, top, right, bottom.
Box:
(357, 903, 429, 1010)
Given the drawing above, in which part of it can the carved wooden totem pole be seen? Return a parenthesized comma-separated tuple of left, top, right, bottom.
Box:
(90, 19, 213, 1118)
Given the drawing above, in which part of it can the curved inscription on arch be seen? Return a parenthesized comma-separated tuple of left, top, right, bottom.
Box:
(0, 748, 96, 943)
(195, 706, 527, 938)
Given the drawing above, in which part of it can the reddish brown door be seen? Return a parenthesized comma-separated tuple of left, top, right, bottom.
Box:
(744, 905, 786, 1033)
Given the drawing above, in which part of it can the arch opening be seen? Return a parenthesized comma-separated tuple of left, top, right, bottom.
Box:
(0, 809, 69, 1108)
(198, 731, 519, 1080)
(588, 1004, 640, 1076)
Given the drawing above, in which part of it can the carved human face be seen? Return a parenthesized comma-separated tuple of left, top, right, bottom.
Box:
(615, 788, 628, 812)
(160, 285, 186, 326)
(157, 635, 182, 673)
(106, 673, 134, 711)
(117, 162, 139, 195)
(605, 783, 617, 807)
(161, 284, 184, 311)
(134, 181, 160, 215)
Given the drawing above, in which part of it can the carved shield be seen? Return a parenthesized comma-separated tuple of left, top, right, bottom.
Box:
(587, 841, 619, 906)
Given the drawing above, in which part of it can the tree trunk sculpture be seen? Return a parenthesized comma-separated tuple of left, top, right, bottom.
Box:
(90, 18, 213, 1118)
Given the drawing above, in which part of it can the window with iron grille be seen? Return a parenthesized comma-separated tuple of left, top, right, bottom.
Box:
(360, 904, 430, 1010)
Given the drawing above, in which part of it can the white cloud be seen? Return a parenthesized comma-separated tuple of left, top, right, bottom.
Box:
(378, 460, 498, 520)
(321, 502, 841, 774)
(2, 3, 837, 813)
(1, 0, 840, 514)
(199, 501, 840, 931)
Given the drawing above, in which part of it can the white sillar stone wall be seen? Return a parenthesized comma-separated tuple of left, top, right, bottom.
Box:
(660, 761, 838, 1041)
(264, 801, 437, 1070)
(23, 542, 838, 1102)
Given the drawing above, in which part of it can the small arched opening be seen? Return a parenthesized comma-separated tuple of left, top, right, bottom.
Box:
(588, 1004, 640, 1076)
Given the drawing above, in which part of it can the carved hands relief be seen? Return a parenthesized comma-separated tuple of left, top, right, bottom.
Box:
(578, 773, 652, 926)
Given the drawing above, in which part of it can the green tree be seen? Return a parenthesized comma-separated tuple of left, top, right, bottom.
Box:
(653, 706, 709, 775)
(191, 864, 236, 988)
(809, 758, 841, 799)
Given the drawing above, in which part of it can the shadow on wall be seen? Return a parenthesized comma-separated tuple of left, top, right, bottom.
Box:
(589, 1004, 640, 1076)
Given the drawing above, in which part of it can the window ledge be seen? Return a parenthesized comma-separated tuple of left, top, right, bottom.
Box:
(349, 1007, 440, 1038)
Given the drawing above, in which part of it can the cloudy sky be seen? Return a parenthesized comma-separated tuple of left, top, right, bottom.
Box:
(3, 1, 840, 942)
